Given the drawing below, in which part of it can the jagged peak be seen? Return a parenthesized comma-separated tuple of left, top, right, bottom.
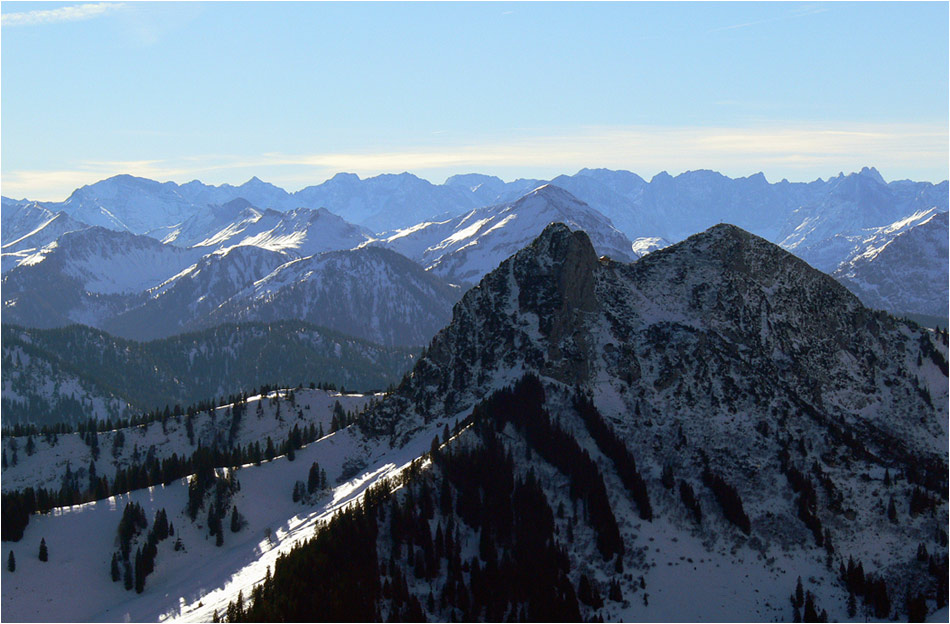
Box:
(858, 166, 886, 185)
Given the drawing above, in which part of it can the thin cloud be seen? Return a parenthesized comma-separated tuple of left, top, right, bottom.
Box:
(708, 6, 829, 33)
(2, 2, 125, 27)
(3, 122, 946, 200)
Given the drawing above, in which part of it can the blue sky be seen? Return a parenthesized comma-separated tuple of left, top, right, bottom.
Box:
(2, 1, 947, 200)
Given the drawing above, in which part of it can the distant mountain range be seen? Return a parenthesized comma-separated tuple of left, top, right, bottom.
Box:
(2, 167, 946, 350)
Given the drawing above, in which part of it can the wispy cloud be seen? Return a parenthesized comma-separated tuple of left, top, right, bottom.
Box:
(708, 6, 829, 33)
(3, 122, 946, 200)
(2, 2, 124, 27)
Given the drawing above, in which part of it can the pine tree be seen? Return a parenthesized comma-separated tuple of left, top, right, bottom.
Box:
(134, 548, 145, 593)
(231, 506, 242, 533)
(308, 462, 321, 494)
(38, 537, 48, 562)
(7, 551, 14, 572)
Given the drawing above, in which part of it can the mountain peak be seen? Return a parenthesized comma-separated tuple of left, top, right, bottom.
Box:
(858, 166, 886, 185)
(220, 197, 255, 210)
(519, 184, 582, 205)
(328, 172, 360, 183)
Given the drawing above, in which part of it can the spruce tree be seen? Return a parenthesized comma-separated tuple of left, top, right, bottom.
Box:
(38, 537, 48, 562)
(308, 462, 320, 494)
(134, 548, 145, 593)
(7, 551, 14, 572)
(111, 553, 121, 582)
(231, 506, 242, 533)
(887, 498, 898, 523)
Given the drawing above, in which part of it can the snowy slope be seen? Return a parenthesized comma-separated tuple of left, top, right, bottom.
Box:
(103, 246, 294, 341)
(58, 175, 197, 235)
(834, 210, 949, 317)
(779, 168, 948, 272)
(1, 388, 373, 494)
(379, 184, 638, 285)
(2, 339, 134, 427)
(1, 212, 90, 273)
(2, 202, 59, 246)
(205, 246, 461, 347)
(4, 227, 202, 296)
(0, 388, 442, 623)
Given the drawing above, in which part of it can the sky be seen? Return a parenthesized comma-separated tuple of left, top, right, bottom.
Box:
(2, 1, 947, 201)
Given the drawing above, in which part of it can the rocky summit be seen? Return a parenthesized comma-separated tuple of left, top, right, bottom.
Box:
(355, 221, 946, 619)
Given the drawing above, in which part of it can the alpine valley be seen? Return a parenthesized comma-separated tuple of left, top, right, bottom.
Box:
(0, 168, 947, 623)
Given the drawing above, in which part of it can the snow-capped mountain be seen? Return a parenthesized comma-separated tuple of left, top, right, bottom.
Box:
(378, 184, 638, 285)
(0, 203, 90, 273)
(177, 176, 295, 212)
(59, 175, 197, 235)
(834, 210, 949, 318)
(1, 227, 204, 329)
(156, 200, 374, 256)
(442, 172, 547, 206)
(2, 201, 59, 247)
(2, 223, 944, 623)
(776, 167, 948, 271)
(102, 245, 296, 341)
(204, 246, 461, 347)
(291, 171, 478, 231)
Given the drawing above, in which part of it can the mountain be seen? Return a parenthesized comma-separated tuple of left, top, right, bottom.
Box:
(0, 206, 454, 346)
(102, 245, 295, 341)
(2, 167, 945, 345)
(1, 227, 203, 329)
(1, 223, 946, 622)
(155, 200, 374, 256)
(59, 175, 196, 234)
(148, 198, 270, 247)
(291, 171, 478, 231)
(1, 321, 416, 426)
(0, 204, 90, 273)
(379, 184, 638, 285)
(222, 206, 374, 257)
(177, 176, 295, 212)
(204, 246, 462, 347)
(834, 210, 949, 318)
(1, 201, 58, 246)
(778, 168, 948, 271)
(443, 172, 547, 206)
(5, 166, 946, 265)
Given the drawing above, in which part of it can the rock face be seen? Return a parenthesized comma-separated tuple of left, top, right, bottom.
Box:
(361, 222, 947, 615)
